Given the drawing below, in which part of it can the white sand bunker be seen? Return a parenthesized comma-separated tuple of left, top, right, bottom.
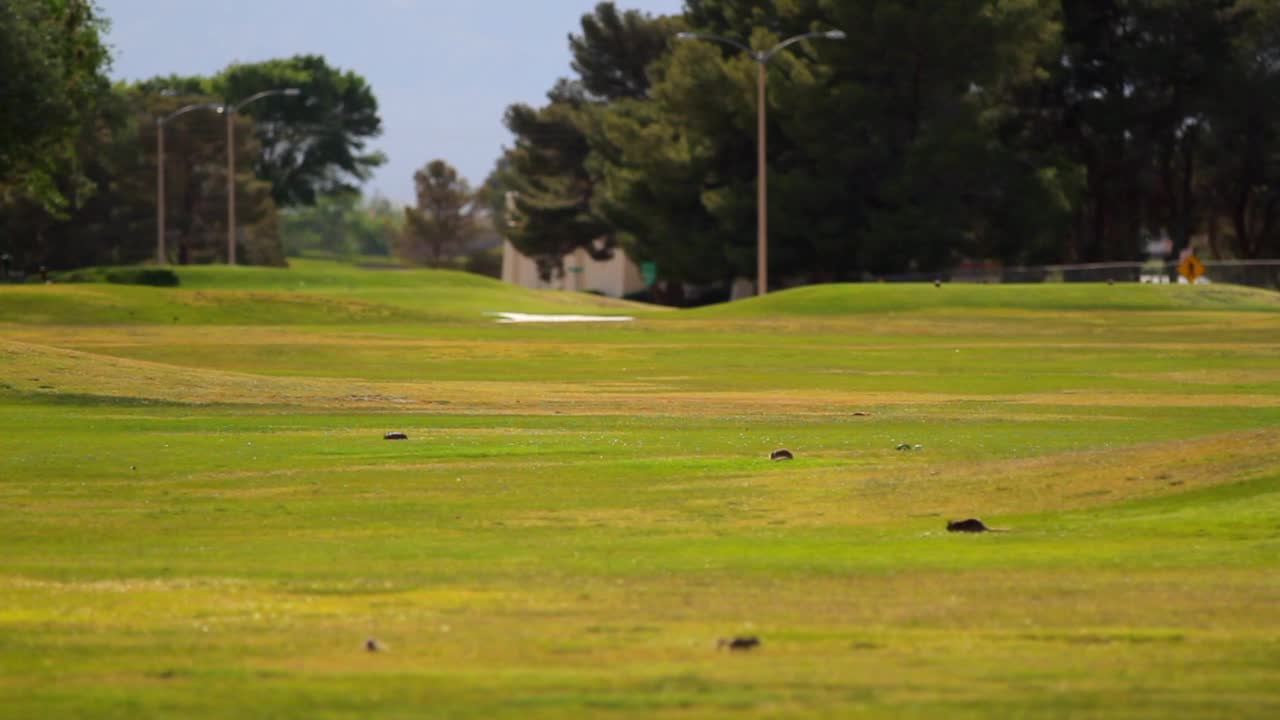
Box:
(488, 312, 635, 323)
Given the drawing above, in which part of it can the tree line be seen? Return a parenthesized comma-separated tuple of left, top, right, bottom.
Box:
(492, 0, 1280, 293)
(6, 0, 1280, 288)
(1, 1, 388, 272)
(0, 1, 491, 276)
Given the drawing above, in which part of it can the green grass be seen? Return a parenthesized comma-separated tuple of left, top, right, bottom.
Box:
(1, 261, 1279, 718)
(7, 259, 653, 325)
(698, 280, 1280, 314)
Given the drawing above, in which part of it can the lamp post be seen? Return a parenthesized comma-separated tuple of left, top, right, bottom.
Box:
(224, 88, 301, 265)
(675, 29, 845, 295)
(156, 102, 225, 265)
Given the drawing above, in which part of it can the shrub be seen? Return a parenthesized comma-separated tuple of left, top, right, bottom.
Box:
(58, 267, 180, 287)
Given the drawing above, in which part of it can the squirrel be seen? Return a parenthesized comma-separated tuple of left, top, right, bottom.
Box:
(946, 518, 1008, 533)
(717, 636, 761, 651)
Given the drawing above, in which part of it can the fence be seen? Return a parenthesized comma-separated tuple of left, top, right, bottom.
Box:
(896, 260, 1280, 289)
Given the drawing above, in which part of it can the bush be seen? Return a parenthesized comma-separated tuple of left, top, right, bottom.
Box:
(58, 267, 180, 287)
(464, 246, 503, 279)
(106, 268, 180, 286)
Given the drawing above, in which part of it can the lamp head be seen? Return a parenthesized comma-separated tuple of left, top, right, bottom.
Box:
(824, 30, 847, 40)
(675, 32, 696, 40)
(283, 88, 302, 97)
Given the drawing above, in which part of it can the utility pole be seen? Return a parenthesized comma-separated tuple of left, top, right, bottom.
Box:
(155, 102, 224, 265)
(223, 88, 302, 264)
(676, 29, 845, 295)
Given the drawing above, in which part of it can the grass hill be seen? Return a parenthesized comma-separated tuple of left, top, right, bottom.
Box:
(10, 260, 1277, 328)
(695, 280, 1280, 315)
(1, 259, 653, 325)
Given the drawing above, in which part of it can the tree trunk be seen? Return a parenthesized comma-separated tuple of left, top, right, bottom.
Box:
(1091, 185, 1107, 263)
(1234, 186, 1252, 260)
(1207, 206, 1222, 259)
(1178, 139, 1195, 253)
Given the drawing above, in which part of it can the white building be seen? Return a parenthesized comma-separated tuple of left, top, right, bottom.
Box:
(501, 240, 646, 298)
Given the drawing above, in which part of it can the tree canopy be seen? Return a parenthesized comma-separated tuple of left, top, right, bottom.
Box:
(213, 55, 386, 207)
(498, 3, 676, 280)
(139, 55, 386, 208)
(1, 84, 285, 271)
(0, 0, 111, 214)
(400, 159, 477, 266)
(8, 0, 1280, 283)
(2, 48, 384, 272)
(280, 192, 401, 259)
(498, 0, 1280, 297)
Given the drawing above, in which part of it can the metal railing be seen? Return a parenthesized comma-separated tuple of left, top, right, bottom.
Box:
(883, 260, 1280, 289)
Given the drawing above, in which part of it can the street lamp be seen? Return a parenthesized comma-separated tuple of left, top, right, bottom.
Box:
(223, 88, 302, 265)
(676, 29, 845, 295)
(156, 102, 225, 265)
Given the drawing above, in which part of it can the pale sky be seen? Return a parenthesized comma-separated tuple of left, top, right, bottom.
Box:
(100, 0, 686, 204)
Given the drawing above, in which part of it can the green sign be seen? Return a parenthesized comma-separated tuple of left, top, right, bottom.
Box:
(641, 261, 657, 286)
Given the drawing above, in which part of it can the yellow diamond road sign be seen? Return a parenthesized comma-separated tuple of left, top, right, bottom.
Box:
(1178, 254, 1206, 282)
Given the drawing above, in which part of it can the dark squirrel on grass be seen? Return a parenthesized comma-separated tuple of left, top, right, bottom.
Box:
(946, 518, 1008, 533)
(383, 431, 408, 440)
(769, 449, 793, 461)
(717, 635, 761, 651)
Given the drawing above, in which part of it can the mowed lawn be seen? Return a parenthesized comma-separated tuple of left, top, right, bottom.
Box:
(1, 261, 1279, 718)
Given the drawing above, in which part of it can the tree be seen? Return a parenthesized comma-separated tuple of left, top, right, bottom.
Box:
(1, 84, 284, 271)
(589, 52, 746, 287)
(140, 57, 387, 208)
(495, 0, 1280, 292)
(599, 5, 867, 283)
(600, 0, 1067, 283)
(1038, 0, 1248, 262)
(501, 84, 614, 279)
(1200, 0, 1280, 259)
(683, 0, 820, 40)
(140, 92, 279, 265)
(815, 0, 1068, 274)
(359, 195, 404, 257)
(0, 0, 111, 214)
(400, 160, 476, 266)
(570, 2, 675, 100)
(212, 55, 386, 207)
(280, 191, 401, 258)
(500, 3, 676, 279)
(0, 79, 132, 271)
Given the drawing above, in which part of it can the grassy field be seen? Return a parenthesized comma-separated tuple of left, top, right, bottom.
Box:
(2, 260, 1278, 718)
